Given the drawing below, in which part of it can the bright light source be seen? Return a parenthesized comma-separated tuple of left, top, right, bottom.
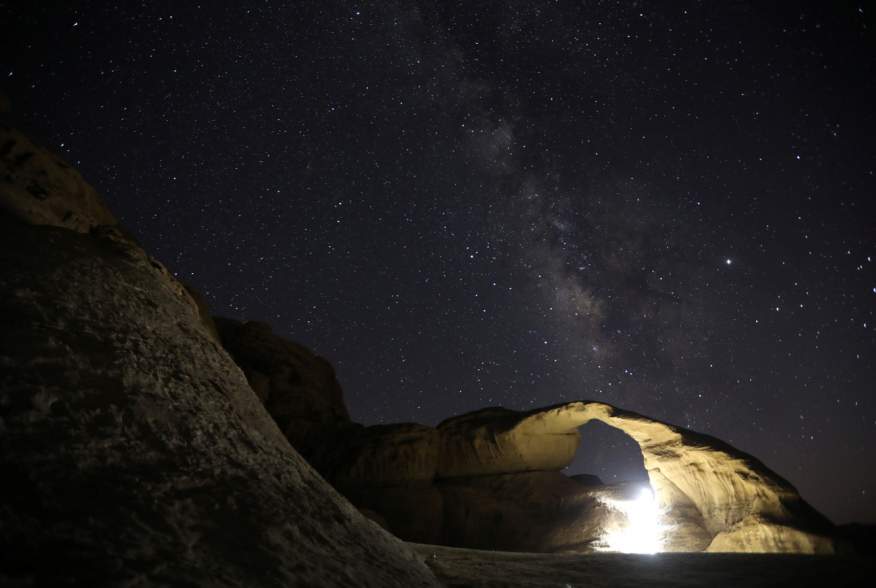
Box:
(596, 486, 667, 554)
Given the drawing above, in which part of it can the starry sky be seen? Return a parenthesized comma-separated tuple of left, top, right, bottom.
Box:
(3, 1, 875, 524)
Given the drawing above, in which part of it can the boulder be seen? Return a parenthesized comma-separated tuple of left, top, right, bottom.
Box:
(0, 128, 440, 587)
(0, 125, 116, 232)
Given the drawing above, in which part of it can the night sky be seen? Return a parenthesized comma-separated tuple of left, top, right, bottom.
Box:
(4, 1, 875, 524)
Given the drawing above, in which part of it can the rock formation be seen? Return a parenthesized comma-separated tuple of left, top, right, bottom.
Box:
(437, 402, 835, 553)
(203, 312, 836, 555)
(437, 407, 579, 477)
(213, 316, 352, 456)
(439, 471, 631, 553)
(314, 402, 835, 554)
(0, 125, 440, 586)
(0, 121, 840, 586)
(313, 423, 445, 544)
(0, 126, 116, 232)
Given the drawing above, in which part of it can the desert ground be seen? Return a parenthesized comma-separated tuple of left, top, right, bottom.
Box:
(412, 543, 874, 588)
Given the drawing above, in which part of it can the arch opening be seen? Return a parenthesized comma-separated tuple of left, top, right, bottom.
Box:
(567, 420, 648, 486)
(567, 420, 668, 553)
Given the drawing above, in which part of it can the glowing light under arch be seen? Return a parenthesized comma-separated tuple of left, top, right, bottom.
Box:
(596, 486, 668, 554)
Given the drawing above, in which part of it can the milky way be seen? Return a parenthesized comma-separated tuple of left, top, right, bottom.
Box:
(4, 1, 874, 522)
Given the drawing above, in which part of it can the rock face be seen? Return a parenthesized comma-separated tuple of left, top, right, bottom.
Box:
(213, 316, 352, 455)
(311, 423, 444, 544)
(0, 126, 116, 232)
(437, 407, 580, 477)
(322, 423, 440, 486)
(0, 128, 440, 587)
(439, 472, 621, 553)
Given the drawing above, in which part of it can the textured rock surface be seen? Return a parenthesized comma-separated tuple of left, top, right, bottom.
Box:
(437, 407, 580, 477)
(316, 423, 443, 544)
(439, 471, 616, 553)
(214, 316, 352, 455)
(0, 218, 440, 587)
(0, 126, 116, 232)
(0, 129, 440, 586)
(321, 423, 440, 485)
(445, 401, 835, 553)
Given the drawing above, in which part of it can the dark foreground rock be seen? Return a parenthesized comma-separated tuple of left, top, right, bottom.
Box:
(213, 316, 353, 456)
(0, 128, 439, 587)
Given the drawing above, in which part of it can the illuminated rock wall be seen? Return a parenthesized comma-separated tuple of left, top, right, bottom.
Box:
(306, 399, 835, 553)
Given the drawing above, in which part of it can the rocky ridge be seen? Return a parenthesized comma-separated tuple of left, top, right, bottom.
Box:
(0, 125, 440, 587)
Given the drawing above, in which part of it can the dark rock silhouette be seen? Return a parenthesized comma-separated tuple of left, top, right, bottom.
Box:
(0, 126, 440, 587)
(213, 316, 352, 456)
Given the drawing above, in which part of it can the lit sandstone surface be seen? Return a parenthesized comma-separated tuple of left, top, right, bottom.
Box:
(438, 401, 834, 553)
(289, 398, 835, 554)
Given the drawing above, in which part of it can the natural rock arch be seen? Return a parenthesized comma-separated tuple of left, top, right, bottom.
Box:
(436, 401, 835, 552)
